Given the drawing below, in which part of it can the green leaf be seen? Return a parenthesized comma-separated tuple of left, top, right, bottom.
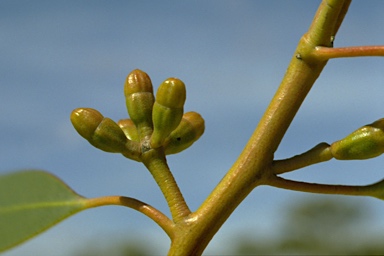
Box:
(0, 170, 87, 252)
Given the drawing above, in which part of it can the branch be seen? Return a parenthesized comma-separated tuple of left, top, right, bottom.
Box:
(85, 196, 175, 239)
(168, 1, 353, 255)
(314, 45, 384, 61)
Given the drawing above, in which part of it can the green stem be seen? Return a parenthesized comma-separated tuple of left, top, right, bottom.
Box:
(314, 45, 384, 60)
(141, 148, 190, 223)
(273, 142, 333, 174)
(268, 176, 377, 198)
(168, 1, 352, 255)
(85, 196, 175, 238)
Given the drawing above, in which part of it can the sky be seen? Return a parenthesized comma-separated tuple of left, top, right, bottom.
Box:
(1, 1, 384, 255)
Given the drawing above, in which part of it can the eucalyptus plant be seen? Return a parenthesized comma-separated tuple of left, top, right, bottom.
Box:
(2, 1, 384, 255)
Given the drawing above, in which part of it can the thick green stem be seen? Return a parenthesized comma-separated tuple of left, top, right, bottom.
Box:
(141, 148, 190, 223)
(167, 1, 351, 255)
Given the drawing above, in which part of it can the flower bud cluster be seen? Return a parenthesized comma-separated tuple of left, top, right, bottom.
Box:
(70, 69, 204, 161)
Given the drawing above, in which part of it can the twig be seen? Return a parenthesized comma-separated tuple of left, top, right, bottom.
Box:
(268, 176, 372, 197)
(314, 45, 384, 60)
(273, 143, 333, 174)
(141, 148, 191, 223)
(85, 195, 175, 239)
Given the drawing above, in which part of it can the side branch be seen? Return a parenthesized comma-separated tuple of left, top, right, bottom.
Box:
(85, 196, 175, 238)
(314, 45, 384, 60)
(267, 176, 381, 199)
(141, 148, 191, 223)
(273, 143, 333, 174)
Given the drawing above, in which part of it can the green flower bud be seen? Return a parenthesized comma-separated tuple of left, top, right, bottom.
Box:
(118, 119, 139, 142)
(163, 111, 204, 155)
(71, 108, 128, 153)
(124, 69, 155, 139)
(330, 118, 384, 160)
(92, 118, 129, 153)
(151, 78, 186, 148)
(70, 108, 103, 141)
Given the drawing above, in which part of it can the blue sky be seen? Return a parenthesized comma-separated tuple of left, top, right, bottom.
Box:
(2, 1, 384, 255)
